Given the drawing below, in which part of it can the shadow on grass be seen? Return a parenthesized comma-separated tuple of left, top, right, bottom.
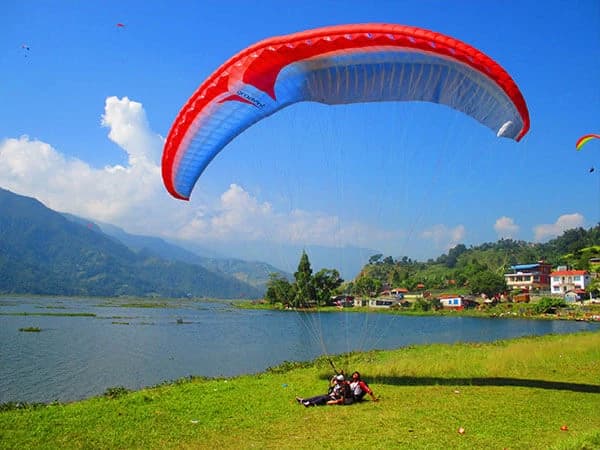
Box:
(369, 375, 600, 393)
(317, 374, 599, 393)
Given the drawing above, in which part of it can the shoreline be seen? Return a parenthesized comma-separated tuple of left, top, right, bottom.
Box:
(1, 330, 599, 449)
(235, 299, 600, 322)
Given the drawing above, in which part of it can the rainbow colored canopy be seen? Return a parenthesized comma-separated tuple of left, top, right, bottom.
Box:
(576, 134, 600, 151)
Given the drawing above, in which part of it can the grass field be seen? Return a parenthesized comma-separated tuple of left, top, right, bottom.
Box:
(1, 331, 599, 449)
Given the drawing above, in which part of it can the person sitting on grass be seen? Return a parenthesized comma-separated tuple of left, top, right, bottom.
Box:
(296, 374, 352, 407)
(349, 371, 378, 402)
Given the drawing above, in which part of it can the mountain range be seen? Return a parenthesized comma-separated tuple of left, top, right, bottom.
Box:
(3, 187, 599, 299)
(0, 188, 275, 298)
(0, 187, 382, 297)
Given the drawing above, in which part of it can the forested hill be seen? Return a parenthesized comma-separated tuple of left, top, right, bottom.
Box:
(356, 226, 600, 291)
(64, 216, 289, 289)
(0, 188, 262, 298)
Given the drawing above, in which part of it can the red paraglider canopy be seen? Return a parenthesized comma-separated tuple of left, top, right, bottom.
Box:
(163, 23, 530, 200)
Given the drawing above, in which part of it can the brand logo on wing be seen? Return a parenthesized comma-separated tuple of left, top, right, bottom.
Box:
(236, 90, 265, 109)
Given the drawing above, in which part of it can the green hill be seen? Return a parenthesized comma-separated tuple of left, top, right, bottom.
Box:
(353, 227, 600, 293)
(63, 215, 291, 290)
(0, 188, 262, 298)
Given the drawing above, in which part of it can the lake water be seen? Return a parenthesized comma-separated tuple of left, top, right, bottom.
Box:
(1, 296, 598, 404)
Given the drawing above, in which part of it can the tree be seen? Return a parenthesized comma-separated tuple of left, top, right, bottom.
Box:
(354, 276, 380, 297)
(469, 270, 507, 298)
(294, 251, 315, 307)
(412, 298, 431, 311)
(446, 244, 467, 268)
(368, 254, 383, 265)
(587, 276, 600, 298)
(313, 268, 343, 305)
(264, 273, 294, 305)
(391, 270, 403, 288)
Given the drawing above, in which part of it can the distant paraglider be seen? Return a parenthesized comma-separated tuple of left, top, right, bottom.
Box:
(575, 133, 599, 173)
(576, 133, 600, 151)
(162, 23, 530, 200)
(116, 23, 126, 28)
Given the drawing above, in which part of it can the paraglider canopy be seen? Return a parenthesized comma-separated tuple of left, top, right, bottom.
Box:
(576, 133, 600, 151)
(162, 23, 530, 200)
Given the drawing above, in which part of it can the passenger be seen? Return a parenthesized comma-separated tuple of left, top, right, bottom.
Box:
(326, 374, 354, 405)
(296, 374, 352, 407)
(349, 371, 378, 402)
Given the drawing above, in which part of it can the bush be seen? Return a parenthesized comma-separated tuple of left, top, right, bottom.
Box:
(430, 298, 442, 310)
(0, 401, 47, 411)
(103, 386, 131, 399)
(533, 297, 566, 314)
(412, 299, 431, 312)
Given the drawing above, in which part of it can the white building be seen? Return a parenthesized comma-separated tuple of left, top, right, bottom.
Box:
(438, 295, 466, 310)
(367, 298, 404, 308)
(550, 269, 591, 295)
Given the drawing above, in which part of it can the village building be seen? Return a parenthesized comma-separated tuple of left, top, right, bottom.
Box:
(504, 261, 552, 292)
(438, 294, 465, 309)
(330, 295, 355, 307)
(379, 288, 408, 299)
(437, 294, 478, 310)
(368, 298, 403, 308)
(550, 268, 591, 296)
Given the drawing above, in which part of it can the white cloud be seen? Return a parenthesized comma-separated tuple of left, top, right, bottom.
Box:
(533, 213, 585, 241)
(494, 216, 519, 239)
(0, 96, 405, 253)
(420, 224, 465, 252)
(177, 183, 402, 248)
(0, 97, 171, 231)
(101, 96, 162, 167)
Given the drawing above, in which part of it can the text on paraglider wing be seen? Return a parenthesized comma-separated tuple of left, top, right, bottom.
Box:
(237, 90, 265, 109)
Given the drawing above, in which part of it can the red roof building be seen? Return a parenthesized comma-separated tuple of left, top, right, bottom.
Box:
(550, 269, 591, 295)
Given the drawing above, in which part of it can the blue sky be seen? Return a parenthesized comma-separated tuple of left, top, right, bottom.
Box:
(1, 0, 599, 273)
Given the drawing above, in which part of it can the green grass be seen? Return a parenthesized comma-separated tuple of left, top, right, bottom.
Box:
(1, 331, 599, 449)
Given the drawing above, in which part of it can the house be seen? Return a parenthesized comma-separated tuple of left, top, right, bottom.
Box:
(504, 261, 552, 292)
(330, 295, 355, 307)
(379, 288, 408, 299)
(550, 269, 591, 295)
(353, 297, 369, 307)
(564, 289, 587, 303)
(367, 298, 405, 308)
(438, 294, 468, 310)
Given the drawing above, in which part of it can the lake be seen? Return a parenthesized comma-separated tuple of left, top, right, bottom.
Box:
(1, 296, 598, 404)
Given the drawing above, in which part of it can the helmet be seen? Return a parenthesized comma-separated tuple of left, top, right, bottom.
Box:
(335, 374, 345, 381)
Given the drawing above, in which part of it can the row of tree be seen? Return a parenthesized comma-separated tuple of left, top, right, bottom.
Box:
(265, 250, 507, 305)
(353, 226, 600, 297)
(265, 225, 600, 305)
